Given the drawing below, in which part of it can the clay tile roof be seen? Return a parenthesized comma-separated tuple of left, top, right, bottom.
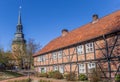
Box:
(33, 10, 120, 57)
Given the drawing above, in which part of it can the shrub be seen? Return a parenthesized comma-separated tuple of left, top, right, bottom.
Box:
(63, 73, 68, 79)
(115, 74, 120, 82)
(39, 79, 52, 82)
(89, 68, 101, 82)
(78, 74, 88, 81)
(66, 72, 76, 81)
(39, 73, 48, 77)
(52, 71, 63, 79)
(48, 71, 54, 78)
(35, 72, 48, 77)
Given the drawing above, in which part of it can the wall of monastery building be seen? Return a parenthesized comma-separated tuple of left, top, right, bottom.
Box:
(34, 33, 120, 78)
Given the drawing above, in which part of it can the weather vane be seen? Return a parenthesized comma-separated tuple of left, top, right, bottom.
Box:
(19, 6, 22, 9)
(19, 0, 22, 12)
(19, 0, 22, 9)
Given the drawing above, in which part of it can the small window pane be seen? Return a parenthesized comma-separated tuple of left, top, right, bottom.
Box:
(53, 66, 58, 71)
(52, 52, 57, 59)
(85, 43, 94, 53)
(88, 63, 95, 69)
(59, 65, 64, 73)
(58, 51, 62, 59)
(77, 45, 84, 54)
(41, 67, 46, 73)
(79, 64, 86, 73)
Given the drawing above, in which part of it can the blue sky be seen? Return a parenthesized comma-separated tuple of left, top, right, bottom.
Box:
(0, 0, 120, 51)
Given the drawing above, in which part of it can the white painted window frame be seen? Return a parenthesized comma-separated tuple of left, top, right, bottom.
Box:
(58, 51, 62, 59)
(79, 63, 86, 73)
(85, 42, 94, 53)
(53, 66, 58, 71)
(38, 55, 45, 62)
(40, 67, 46, 73)
(88, 63, 96, 69)
(77, 45, 84, 54)
(52, 52, 57, 59)
(59, 65, 64, 73)
(37, 56, 41, 62)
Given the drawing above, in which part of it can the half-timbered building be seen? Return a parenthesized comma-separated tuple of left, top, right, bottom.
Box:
(33, 10, 120, 78)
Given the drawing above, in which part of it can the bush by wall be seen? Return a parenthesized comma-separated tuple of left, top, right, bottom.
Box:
(47, 71, 63, 79)
(48, 71, 54, 78)
(35, 72, 48, 78)
(78, 74, 88, 81)
(115, 74, 120, 82)
(39, 79, 52, 82)
(39, 73, 48, 77)
(52, 71, 63, 79)
(89, 68, 101, 82)
(65, 72, 76, 81)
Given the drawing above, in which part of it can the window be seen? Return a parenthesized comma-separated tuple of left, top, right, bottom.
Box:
(53, 66, 58, 71)
(88, 63, 96, 69)
(59, 65, 64, 73)
(38, 55, 45, 62)
(85, 42, 94, 53)
(79, 64, 86, 73)
(58, 51, 62, 58)
(77, 45, 84, 54)
(52, 52, 57, 59)
(39, 67, 46, 73)
(37, 56, 41, 62)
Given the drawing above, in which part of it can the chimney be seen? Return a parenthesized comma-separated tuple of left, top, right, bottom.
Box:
(92, 14, 99, 24)
(62, 29, 68, 36)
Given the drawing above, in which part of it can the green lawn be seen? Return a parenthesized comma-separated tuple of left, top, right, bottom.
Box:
(0, 71, 23, 81)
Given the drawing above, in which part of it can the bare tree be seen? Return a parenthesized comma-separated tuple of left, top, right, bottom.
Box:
(27, 38, 41, 69)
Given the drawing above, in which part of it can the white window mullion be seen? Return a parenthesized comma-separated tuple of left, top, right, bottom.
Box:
(53, 66, 58, 71)
(52, 52, 57, 59)
(88, 63, 96, 69)
(85, 42, 94, 53)
(59, 65, 64, 73)
(79, 63, 86, 73)
(77, 45, 84, 54)
(58, 51, 62, 59)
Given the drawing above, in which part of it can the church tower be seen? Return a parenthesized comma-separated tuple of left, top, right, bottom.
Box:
(12, 7, 26, 58)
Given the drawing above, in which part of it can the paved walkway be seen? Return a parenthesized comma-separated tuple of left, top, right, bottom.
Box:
(0, 76, 113, 82)
(0, 76, 28, 82)
(0, 76, 78, 82)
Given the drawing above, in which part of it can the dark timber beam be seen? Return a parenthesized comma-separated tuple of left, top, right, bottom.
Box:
(109, 35, 118, 57)
(103, 35, 111, 78)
